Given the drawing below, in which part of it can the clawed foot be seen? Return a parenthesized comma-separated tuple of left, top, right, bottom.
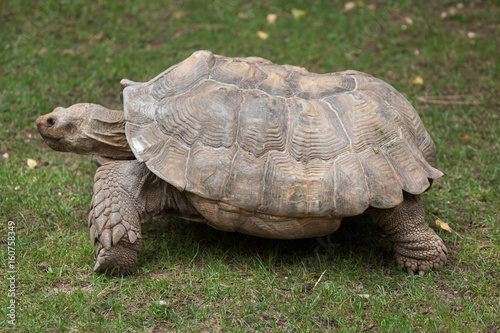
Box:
(93, 239, 141, 275)
(394, 233, 447, 276)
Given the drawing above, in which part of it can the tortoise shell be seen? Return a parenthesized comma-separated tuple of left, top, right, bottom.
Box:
(122, 50, 442, 221)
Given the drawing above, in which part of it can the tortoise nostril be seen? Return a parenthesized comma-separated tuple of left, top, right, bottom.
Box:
(47, 118, 55, 127)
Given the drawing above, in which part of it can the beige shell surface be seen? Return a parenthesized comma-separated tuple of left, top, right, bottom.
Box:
(123, 50, 443, 219)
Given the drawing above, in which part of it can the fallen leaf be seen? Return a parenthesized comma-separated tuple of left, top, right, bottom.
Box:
(456, 3, 464, 9)
(62, 49, 75, 55)
(256, 31, 269, 40)
(357, 294, 370, 299)
(441, 7, 458, 19)
(413, 49, 420, 56)
(291, 8, 307, 19)
(27, 158, 37, 169)
(266, 13, 278, 24)
(2, 153, 8, 159)
(37, 262, 49, 271)
(344, 2, 356, 11)
(89, 30, 105, 44)
(404, 17, 414, 25)
(237, 12, 248, 19)
(412, 76, 424, 85)
(356, 1, 364, 6)
(38, 47, 47, 55)
(435, 219, 451, 232)
(467, 31, 477, 38)
(367, 4, 376, 9)
(173, 11, 185, 20)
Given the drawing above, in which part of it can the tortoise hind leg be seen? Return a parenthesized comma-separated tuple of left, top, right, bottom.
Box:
(366, 192, 447, 275)
(89, 160, 167, 275)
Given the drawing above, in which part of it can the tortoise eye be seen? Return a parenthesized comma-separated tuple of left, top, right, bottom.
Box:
(46, 118, 55, 127)
(64, 123, 76, 134)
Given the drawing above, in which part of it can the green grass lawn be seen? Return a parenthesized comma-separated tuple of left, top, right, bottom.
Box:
(1, 0, 499, 331)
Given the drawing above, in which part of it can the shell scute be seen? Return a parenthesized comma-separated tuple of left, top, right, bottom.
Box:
(260, 151, 336, 216)
(237, 91, 288, 157)
(223, 149, 267, 211)
(286, 72, 356, 99)
(332, 153, 369, 216)
(210, 57, 268, 89)
(151, 50, 215, 100)
(287, 99, 351, 162)
(185, 143, 236, 200)
(255, 63, 294, 97)
(156, 80, 241, 148)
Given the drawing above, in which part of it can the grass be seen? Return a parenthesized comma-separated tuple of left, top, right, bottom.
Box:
(1, 0, 499, 331)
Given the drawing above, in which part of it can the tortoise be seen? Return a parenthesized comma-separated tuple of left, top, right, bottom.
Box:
(36, 50, 447, 276)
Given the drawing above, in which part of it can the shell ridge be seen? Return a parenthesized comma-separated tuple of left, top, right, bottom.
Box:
(184, 142, 193, 191)
(220, 147, 243, 202)
(234, 90, 246, 151)
(330, 156, 337, 214)
(399, 127, 443, 182)
(384, 133, 431, 193)
(285, 72, 299, 98)
(351, 74, 358, 91)
(323, 98, 354, 152)
(379, 148, 406, 190)
(356, 153, 370, 205)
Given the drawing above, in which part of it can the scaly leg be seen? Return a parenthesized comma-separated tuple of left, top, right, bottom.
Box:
(366, 192, 447, 275)
(88, 160, 167, 275)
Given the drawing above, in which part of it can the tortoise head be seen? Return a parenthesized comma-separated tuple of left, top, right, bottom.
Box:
(36, 103, 135, 159)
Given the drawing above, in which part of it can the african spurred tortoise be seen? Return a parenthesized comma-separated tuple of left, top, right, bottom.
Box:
(36, 50, 447, 275)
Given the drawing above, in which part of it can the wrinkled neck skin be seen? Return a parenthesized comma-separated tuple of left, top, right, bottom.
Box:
(37, 103, 135, 160)
(84, 107, 134, 159)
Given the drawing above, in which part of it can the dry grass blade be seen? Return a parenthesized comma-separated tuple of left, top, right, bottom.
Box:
(313, 270, 327, 290)
(417, 91, 500, 105)
(417, 97, 499, 105)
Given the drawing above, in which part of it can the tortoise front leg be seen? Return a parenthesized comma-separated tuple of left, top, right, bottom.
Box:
(88, 160, 167, 275)
(366, 192, 447, 275)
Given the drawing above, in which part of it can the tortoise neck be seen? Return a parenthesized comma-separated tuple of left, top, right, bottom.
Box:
(84, 106, 135, 159)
